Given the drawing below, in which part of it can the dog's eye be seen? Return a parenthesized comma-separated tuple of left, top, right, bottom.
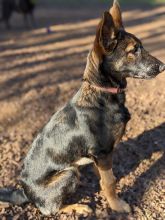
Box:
(132, 45, 143, 54)
(131, 46, 139, 54)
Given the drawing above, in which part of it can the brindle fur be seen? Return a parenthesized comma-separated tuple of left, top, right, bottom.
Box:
(0, 0, 165, 216)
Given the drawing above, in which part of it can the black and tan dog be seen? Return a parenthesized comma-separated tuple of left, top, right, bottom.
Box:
(0, 0, 36, 28)
(0, 0, 165, 216)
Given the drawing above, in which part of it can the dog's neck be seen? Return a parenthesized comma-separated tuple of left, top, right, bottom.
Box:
(83, 49, 127, 91)
(75, 50, 127, 109)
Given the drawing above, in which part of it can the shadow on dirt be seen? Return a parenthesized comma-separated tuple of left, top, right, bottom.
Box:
(0, 4, 164, 102)
(68, 122, 165, 219)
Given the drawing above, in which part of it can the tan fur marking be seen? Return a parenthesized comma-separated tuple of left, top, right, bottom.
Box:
(60, 204, 93, 214)
(95, 154, 117, 198)
(125, 43, 136, 53)
(44, 170, 68, 186)
(109, 1, 123, 29)
(76, 82, 101, 108)
(127, 53, 136, 62)
(95, 154, 131, 212)
(74, 157, 93, 167)
(44, 168, 79, 186)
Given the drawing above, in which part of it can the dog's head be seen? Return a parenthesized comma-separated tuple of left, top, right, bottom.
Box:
(94, 0, 165, 80)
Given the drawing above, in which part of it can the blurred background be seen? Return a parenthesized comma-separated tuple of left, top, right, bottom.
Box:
(0, 0, 165, 219)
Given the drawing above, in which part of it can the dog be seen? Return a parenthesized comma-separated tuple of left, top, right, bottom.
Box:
(0, 0, 165, 216)
(0, 0, 36, 28)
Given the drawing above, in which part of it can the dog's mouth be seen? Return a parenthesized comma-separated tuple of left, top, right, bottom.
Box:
(132, 73, 157, 80)
(130, 65, 163, 79)
(133, 75, 146, 79)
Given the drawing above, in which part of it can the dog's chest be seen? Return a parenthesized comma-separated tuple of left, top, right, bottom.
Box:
(112, 122, 126, 146)
(86, 105, 130, 156)
(110, 105, 130, 143)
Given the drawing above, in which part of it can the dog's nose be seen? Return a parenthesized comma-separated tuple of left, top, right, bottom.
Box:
(159, 64, 165, 72)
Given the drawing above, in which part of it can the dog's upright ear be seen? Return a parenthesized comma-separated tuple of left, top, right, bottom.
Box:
(97, 11, 118, 53)
(95, 0, 124, 54)
(109, 0, 124, 30)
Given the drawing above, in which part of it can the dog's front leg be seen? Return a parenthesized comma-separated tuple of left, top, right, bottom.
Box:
(95, 154, 131, 213)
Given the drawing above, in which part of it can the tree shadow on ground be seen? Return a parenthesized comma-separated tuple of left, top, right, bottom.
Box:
(0, 4, 164, 103)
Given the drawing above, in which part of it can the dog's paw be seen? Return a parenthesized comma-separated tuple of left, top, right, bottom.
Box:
(60, 204, 92, 215)
(108, 198, 131, 213)
(0, 202, 10, 209)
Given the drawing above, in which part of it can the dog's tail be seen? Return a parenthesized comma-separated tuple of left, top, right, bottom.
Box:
(0, 187, 29, 205)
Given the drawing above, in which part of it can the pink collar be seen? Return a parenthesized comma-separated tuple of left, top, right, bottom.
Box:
(90, 84, 126, 94)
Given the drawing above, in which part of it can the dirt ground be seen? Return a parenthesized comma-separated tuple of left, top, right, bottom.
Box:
(0, 2, 165, 220)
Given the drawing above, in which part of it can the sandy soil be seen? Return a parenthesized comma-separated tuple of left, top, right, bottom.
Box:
(0, 2, 165, 220)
